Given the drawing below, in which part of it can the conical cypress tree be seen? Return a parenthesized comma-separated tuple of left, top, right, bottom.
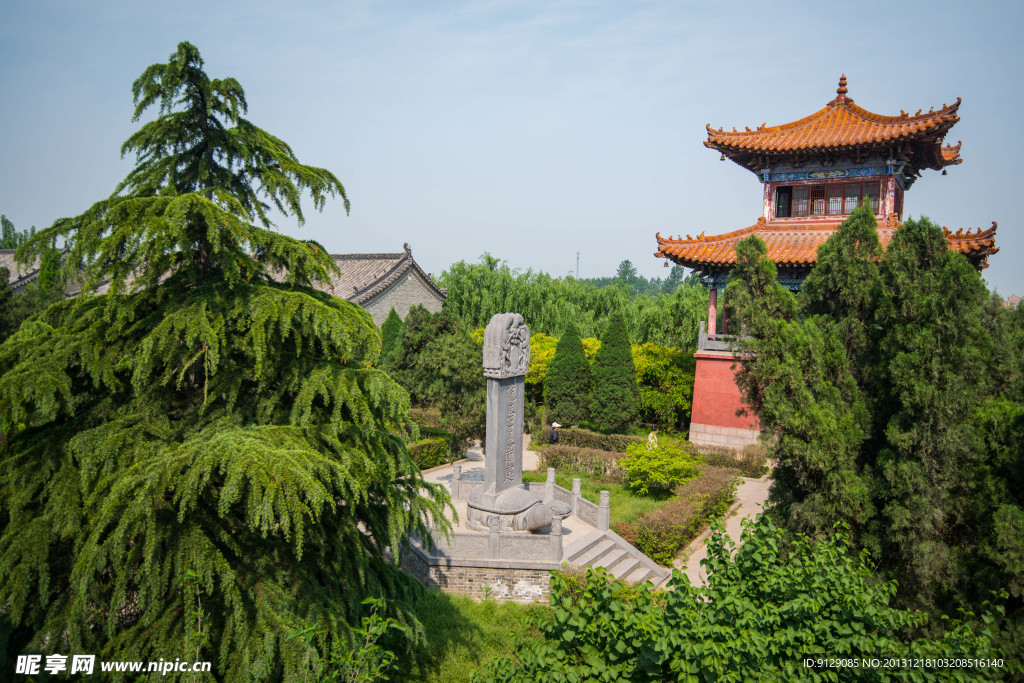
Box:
(590, 312, 641, 433)
(544, 323, 591, 425)
(0, 42, 449, 680)
(380, 307, 403, 362)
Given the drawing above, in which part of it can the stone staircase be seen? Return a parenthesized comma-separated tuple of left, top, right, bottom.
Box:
(564, 530, 671, 587)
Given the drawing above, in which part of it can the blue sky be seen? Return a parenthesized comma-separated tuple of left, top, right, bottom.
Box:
(2, 0, 1022, 296)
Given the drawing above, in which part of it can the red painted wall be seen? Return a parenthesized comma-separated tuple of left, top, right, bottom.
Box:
(690, 352, 760, 430)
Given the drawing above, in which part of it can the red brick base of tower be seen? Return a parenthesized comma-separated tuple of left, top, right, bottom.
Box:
(688, 351, 760, 448)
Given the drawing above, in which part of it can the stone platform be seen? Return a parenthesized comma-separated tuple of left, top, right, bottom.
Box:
(405, 435, 671, 601)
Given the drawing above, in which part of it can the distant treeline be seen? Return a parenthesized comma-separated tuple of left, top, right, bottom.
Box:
(579, 258, 694, 296)
(437, 254, 708, 350)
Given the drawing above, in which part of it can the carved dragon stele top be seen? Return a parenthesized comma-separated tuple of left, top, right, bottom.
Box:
(482, 313, 531, 379)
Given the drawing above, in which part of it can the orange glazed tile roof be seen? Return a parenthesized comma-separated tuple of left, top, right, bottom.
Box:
(655, 216, 998, 272)
(706, 75, 962, 176)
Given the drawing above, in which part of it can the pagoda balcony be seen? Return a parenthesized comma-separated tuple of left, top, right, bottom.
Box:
(697, 320, 745, 352)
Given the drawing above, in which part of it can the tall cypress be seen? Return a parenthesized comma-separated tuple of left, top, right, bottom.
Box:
(380, 307, 403, 361)
(590, 312, 641, 433)
(0, 43, 449, 679)
(544, 322, 591, 425)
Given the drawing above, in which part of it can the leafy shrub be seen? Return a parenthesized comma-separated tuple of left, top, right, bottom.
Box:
(635, 466, 740, 565)
(539, 445, 621, 479)
(408, 437, 449, 470)
(556, 426, 644, 452)
(620, 441, 699, 497)
(632, 342, 696, 430)
(688, 442, 769, 478)
(474, 515, 1007, 681)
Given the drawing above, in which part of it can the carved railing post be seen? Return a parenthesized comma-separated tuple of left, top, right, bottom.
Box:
(549, 517, 563, 562)
(545, 468, 555, 503)
(487, 515, 500, 559)
(572, 478, 581, 517)
(452, 464, 462, 500)
(598, 491, 610, 531)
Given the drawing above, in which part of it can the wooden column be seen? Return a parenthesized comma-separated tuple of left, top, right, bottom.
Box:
(708, 287, 718, 335)
(722, 290, 729, 335)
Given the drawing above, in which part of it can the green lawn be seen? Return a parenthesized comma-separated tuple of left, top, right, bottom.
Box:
(521, 467, 666, 529)
(395, 589, 543, 682)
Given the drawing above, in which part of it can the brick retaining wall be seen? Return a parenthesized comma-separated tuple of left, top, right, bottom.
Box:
(401, 542, 554, 602)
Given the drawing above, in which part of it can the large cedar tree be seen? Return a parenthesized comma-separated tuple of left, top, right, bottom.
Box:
(0, 43, 449, 680)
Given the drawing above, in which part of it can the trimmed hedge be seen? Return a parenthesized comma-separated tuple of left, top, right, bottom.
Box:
(539, 445, 622, 479)
(687, 443, 769, 479)
(554, 427, 644, 453)
(408, 437, 449, 470)
(632, 466, 741, 566)
(410, 406, 444, 430)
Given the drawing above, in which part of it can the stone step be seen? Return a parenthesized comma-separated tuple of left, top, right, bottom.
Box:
(570, 539, 617, 567)
(563, 531, 605, 562)
(609, 555, 642, 579)
(624, 565, 656, 584)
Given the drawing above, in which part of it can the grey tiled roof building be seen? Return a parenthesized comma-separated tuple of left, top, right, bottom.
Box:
(0, 243, 445, 327)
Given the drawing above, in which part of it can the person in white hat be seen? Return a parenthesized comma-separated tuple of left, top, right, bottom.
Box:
(548, 423, 565, 446)
(549, 422, 561, 445)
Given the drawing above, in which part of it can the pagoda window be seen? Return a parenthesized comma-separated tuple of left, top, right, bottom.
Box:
(775, 186, 793, 218)
(844, 182, 861, 213)
(792, 186, 809, 217)
(864, 182, 880, 213)
(810, 185, 827, 216)
(827, 185, 844, 215)
(776, 180, 883, 219)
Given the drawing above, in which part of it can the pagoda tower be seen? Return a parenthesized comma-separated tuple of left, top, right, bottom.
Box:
(656, 75, 998, 448)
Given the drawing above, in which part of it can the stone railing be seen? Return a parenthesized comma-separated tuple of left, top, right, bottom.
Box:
(420, 514, 565, 562)
(697, 320, 743, 352)
(454, 466, 610, 533)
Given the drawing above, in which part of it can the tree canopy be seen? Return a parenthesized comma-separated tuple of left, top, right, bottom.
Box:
(544, 322, 592, 426)
(477, 514, 1004, 681)
(437, 254, 708, 349)
(589, 312, 641, 433)
(0, 42, 448, 680)
(728, 205, 1024, 652)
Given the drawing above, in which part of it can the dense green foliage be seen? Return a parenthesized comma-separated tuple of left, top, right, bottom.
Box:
(438, 254, 708, 348)
(0, 43, 449, 680)
(619, 440, 698, 497)
(728, 205, 1024, 645)
(589, 313, 641, 433)
(386, 305, 486, 456)
(631, 466, 739, 565)
(476, 514, 1005, 682)
(632, 342, 695, 430)
(543, 323, 591, 426)
(380, 307, 403, 360)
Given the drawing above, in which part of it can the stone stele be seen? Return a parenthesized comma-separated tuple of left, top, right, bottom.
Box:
(481, 312, 530, 498)
(468, 313, 571, 532)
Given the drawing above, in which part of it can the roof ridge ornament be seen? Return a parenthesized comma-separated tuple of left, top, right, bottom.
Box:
(836, 74, 848, 98)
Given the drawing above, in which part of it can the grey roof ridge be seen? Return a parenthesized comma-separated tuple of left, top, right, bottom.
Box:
(347, 249, 446, 305)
